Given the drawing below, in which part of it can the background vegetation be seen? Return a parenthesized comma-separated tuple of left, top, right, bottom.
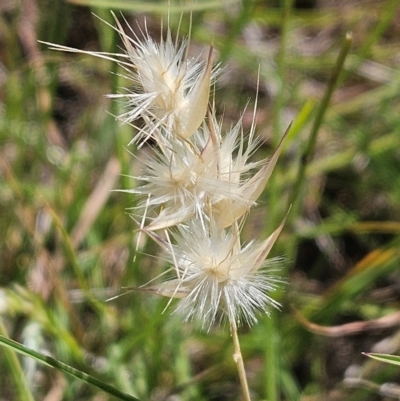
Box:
(1, 0, 400, 400)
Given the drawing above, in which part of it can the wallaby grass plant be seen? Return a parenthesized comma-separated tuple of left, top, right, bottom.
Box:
(43, 11, 292, 400)
(1, 1, 400, 400)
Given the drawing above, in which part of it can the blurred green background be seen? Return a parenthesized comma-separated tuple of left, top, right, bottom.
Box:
(1, 0, 400, 400)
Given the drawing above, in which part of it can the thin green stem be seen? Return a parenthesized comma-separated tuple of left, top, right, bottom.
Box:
(273, 0, 293, 143)
(230, 321, 251, 401)
(0, 321, 35, 401)
(269, 0, 293, 231)
(104, 17, 136, 202)
(109, 26, 131, 193)
(287, 32, 353, 213)
(264, 312, 279, 401)
(219, 0, 255, 63)
(44, 202, 106, 318)
(354, 0, 399, 62)
(0, 334, 140, 401)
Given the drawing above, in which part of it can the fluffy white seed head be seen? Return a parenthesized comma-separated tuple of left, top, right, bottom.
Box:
(127, 119, 289, 231)
(144, 217, 287, 329)
(43, 14, 290, 332)
(110, 16, 214, 146)
(210, 122, 291, 228)
(128, 132, 210, 229)
(42, 13, 214, 147)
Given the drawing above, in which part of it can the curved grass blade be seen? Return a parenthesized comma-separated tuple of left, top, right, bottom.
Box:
(0, 334, 141, 401)
(0, 321, 35, 401)
(310, 239, 400, 323)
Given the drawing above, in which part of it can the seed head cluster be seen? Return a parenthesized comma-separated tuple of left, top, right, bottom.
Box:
(46, 13, 288, 329)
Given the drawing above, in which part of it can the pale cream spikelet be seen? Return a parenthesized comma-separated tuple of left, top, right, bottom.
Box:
(42, 12, 214, 147)
(143, 217, 287, 329)
(204, 113, 291, 229)
(127, 113, 289, 232)
(126, 131, 212, 230)
(110, 15, 214, 146)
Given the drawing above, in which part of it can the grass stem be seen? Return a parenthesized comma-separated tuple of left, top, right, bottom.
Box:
(230, 321, 251, 401)
(287, 32, 353, 214)
(0, 321, 35, 401)
(0, 334, 140, 401)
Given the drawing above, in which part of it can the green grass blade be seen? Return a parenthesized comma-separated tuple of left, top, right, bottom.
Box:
(0, 334, 141, 401)
(363, 353, 400, 367)
(288, 32, 353, 211)
(264, 312, 280, 401)
(0, 321, 35, 401)
(44, 202, 107, 316)
(218, 0, 255, 62)
(283, 99, 315, 151)
(273, 0, 294, 143)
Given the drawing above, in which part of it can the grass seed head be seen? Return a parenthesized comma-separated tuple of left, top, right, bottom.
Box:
(144, 218, 286, 329)
(111, 16, 214, 146)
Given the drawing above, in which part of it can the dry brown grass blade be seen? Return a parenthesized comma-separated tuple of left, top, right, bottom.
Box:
(293, 308, 400, 337)
(70, 157, 121, 248)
